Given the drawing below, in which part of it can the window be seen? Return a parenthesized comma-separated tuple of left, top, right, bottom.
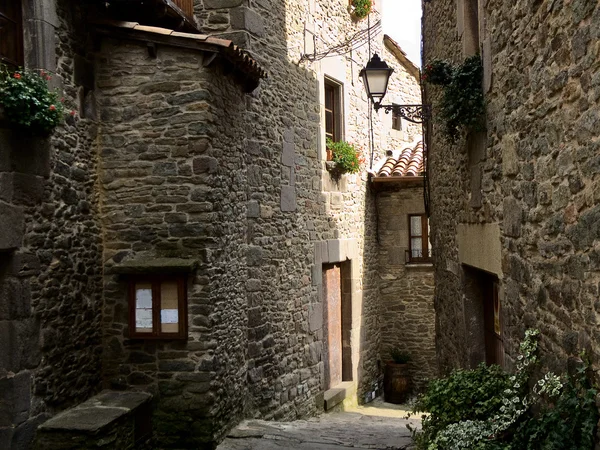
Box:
(129, 276, 187, 339)
(324, 78, 343, 145)
(407, 214, 432, 263)
(391, 104, 402, 131)
(0, 0, 24, 68)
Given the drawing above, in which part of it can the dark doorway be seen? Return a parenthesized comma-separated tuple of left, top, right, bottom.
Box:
(463, 266, 504, 367)
(323, 262, 352, 390)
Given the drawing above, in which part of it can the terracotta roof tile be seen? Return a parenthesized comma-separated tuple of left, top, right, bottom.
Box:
(91, 19, 267, 89)
(375, 142, 424, 178)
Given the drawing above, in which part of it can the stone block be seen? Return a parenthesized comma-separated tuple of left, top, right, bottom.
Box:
(23, 0, 59, 27)
(12, 174, 45, 206)
(281, 185, 296, 212)
(230, 7, 265, 37)
(281, 142, 295, 167)
(0, 173, 13, 202)
(327, 239, 342, 263)
(0, 203, 24, 250)
(503, 198, 522, 238)
(283, 128, 294, 144)
(23, 19, 56, 72)
(247, 246, 263, 266)
(308, 303, 323, 331)
(203, 0, 243, 9)
(247, 200, 260, 218)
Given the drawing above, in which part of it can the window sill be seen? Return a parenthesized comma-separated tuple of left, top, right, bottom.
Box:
(405, 262, 434, 270)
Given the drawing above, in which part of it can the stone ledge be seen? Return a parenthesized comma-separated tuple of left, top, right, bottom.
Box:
(405, 263, 434, 271)
(324, 381, 355, 411)
(35, 391, 152, 450)
(109, 258, 199, 275)
(38, 391, 152, 433)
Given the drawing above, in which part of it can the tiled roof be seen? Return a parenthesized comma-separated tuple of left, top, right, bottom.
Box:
(91, 19, 267, 91)
(375, 142, 424, 178)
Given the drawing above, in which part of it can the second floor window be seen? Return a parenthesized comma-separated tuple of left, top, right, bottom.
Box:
(0, 0, 24, 68)
(408, 214, 432, 263)
(392, 104, 402, 131)
(324, 78, 342, 143)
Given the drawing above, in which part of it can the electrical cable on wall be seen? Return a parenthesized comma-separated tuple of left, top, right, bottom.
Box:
(300, 20, 382, 62)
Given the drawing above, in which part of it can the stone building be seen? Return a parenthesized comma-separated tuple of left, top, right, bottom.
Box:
(422, 1, 600, 374)
(0, 0, 432, 448)
(372, 142, 436, 391)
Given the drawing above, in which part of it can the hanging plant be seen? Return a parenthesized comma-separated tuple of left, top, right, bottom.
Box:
(0, 66, 68, 135)
(423, 56, 485, 142)
(349, 0, 372, 19)
(326, 138, 363, 174)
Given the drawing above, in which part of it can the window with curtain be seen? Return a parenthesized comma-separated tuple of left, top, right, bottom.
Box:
(0, 0, 24, 68)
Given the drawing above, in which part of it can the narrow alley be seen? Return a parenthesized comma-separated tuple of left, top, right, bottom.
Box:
(217, 400, 419, 450)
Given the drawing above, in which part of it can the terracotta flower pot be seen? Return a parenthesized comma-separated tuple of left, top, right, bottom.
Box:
(383, 361, 411, 404)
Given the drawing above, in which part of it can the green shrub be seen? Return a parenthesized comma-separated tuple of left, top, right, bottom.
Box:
(352, 0, 372, 18)
(410, 330, 599, 450)
(413, 363, 512, 448)
(0, 66, 66, 135)
(327, 138, 361, 174)
(422, 60, 453, 86)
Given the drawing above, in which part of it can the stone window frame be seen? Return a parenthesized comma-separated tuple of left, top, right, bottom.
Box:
(324, 77, 344, 154)
(128, 275, 188, 340)
(0, 0, 24, 68)
(407, 214, 432, 264)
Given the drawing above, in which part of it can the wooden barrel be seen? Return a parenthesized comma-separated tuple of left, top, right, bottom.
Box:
(383, 362, 410, 404)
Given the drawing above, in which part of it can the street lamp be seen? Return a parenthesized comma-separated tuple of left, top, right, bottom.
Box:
(360, 54, 431, 124)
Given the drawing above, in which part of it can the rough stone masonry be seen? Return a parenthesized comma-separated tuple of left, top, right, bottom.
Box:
(423, 0, 600, 379)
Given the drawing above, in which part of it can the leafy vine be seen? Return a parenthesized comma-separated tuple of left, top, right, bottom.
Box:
(423, 55, 485, 142)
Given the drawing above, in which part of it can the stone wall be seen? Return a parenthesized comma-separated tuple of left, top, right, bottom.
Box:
(0, 1, 104, 448)
(377, 186, 436, 391)
(423, 0, 600, 375)
(96, 38, 249, 447)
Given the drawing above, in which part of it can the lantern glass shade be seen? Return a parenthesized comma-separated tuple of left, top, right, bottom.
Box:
(360, 54, 394, 106)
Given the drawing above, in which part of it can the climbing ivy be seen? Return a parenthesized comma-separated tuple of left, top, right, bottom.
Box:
(423, 55, 485, 142)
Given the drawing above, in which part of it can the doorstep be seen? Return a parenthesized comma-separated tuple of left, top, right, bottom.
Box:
(324, 381, 356, 411)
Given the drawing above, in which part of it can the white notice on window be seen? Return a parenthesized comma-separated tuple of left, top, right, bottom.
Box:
(136, 309, 153, 329)
(161, 309, 178, 324)
(136, 289, 152, 309)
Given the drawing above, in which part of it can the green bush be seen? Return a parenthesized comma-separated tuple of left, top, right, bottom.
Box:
(410, 330, 599, 450)
(327, 138, 361, 174)
(413, 363, 512, 448)
(352, 0, 372, 18)
(0, 66, 66, 135)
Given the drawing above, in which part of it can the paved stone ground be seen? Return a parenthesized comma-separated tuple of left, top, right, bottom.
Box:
(217, 399, 420, 450)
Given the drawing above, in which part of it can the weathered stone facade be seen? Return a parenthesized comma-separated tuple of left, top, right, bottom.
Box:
(1, 0, 426, 448)
(0, 1, 104, 448)
(423, 0, 600, 376)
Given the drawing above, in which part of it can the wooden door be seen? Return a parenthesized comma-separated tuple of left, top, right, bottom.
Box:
(484, 280, 504, 366)
(323, 264, 342, 389)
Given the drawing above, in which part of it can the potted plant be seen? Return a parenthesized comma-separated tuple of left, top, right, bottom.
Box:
(326, 138, 363, 175)
(348, 0, 372, 20)
(0, 66, 68, 136)
(383, 348, 411, 404)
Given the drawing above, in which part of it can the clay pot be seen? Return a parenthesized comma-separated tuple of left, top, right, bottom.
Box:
(383, 362, 411, 404)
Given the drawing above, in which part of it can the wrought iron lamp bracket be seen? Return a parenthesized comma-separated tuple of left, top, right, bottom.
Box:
(373, 104, 431, 124)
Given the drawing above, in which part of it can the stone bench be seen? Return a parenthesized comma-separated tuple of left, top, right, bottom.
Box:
(35, 390, 152, 449)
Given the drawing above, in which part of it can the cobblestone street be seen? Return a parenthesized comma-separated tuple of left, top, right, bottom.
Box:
(217, 400, 419, 450)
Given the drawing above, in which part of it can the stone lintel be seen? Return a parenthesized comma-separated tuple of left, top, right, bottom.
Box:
(110, 258, 198, 275)
(457, 223, 503, 277)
